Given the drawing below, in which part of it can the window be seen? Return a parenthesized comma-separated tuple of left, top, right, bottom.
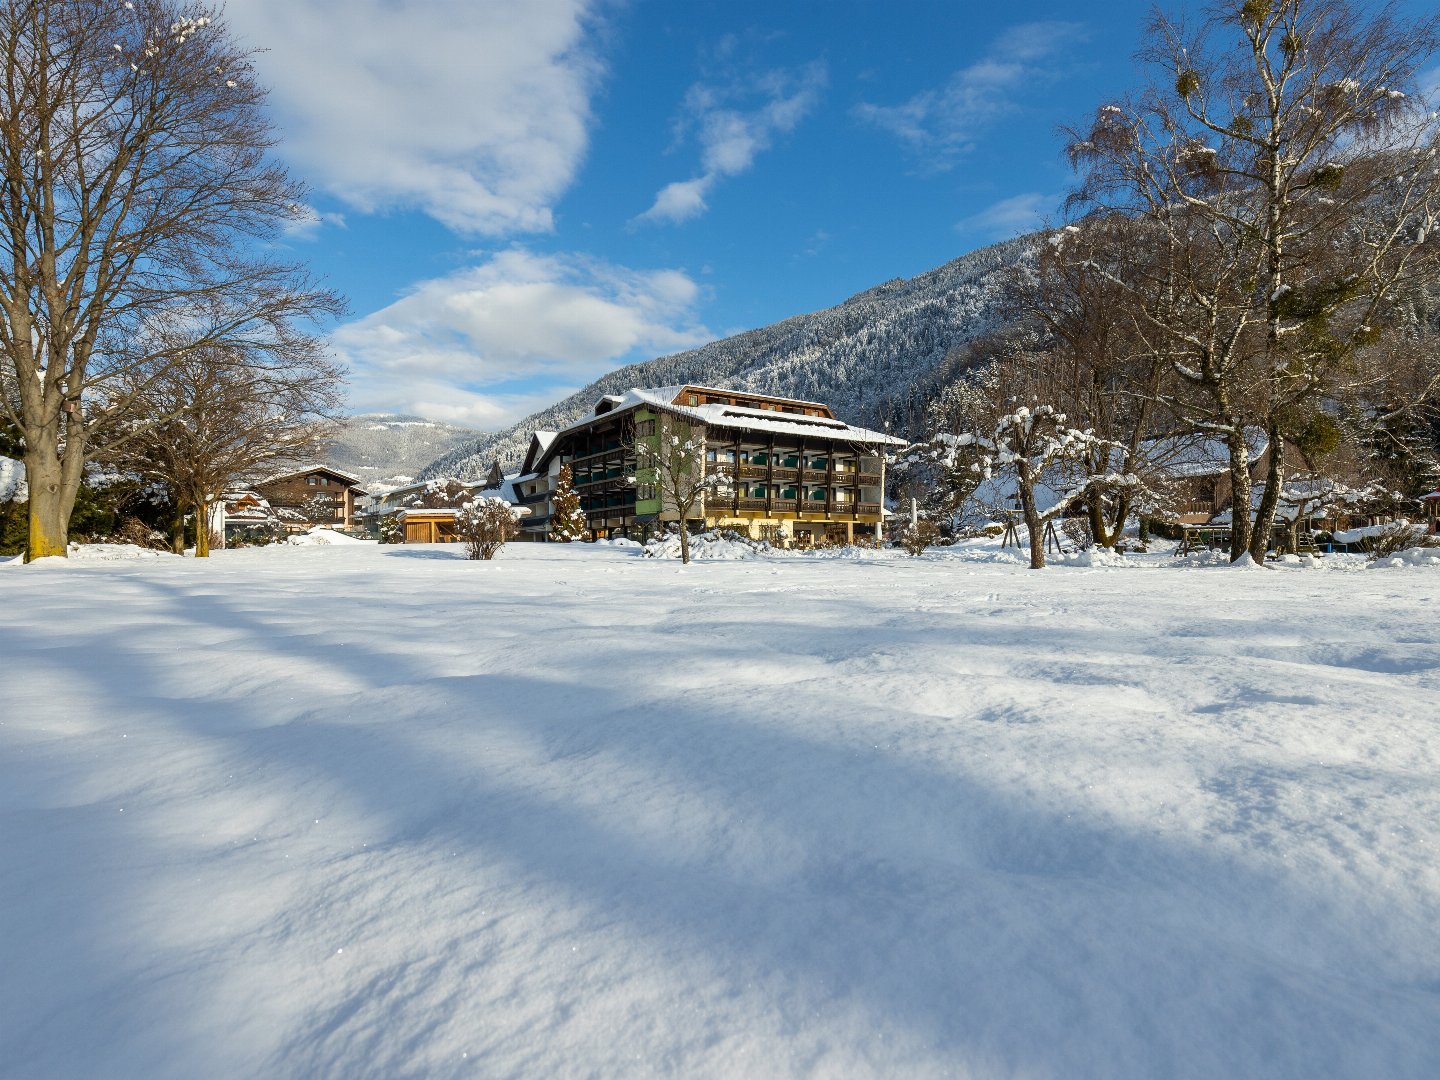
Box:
(686, 394, 698, 406)
(307, 477, 317, 486)
(634, 418, 656, 437)
(637, 483, 657, 501)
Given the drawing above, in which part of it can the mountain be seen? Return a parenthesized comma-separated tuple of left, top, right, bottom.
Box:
(324, 414, 484, 491)
(420, 235, 1031, 479)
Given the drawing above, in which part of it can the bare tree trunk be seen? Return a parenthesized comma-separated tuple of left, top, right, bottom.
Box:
(1249, 420, 1285, 564)
(1086, 487, 1128, 548)
(194, 497, 211, 557)
(678, 518, 690, 565)
(1017, 468, 1046, 570)
(22, 448, 80, 560)
(171, 499, 188, 554)
(1226, 429, 1253, 562)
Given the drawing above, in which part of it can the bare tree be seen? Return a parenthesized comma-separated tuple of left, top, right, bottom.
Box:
(1067, 0, 1440, 561)
(104, 345, 342, 556)
(0, 0, 342, 560)
(942, 402, 1108, 569)
(628, 411, 718, 565)
(1019, 218, 1180, 546)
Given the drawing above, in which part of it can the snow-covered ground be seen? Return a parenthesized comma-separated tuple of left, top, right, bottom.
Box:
(2, 541, 1438, 1079)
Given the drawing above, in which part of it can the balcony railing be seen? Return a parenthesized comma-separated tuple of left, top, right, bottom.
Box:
(801, 469, 828, 483)
(857, 502, 881, 515)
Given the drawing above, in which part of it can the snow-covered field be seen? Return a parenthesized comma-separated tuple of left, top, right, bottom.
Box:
(2, 541, 1438, 1079)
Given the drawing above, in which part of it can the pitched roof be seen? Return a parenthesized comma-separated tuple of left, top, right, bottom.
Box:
(259, 463, 365, 487)
(553, 386, 904, 449)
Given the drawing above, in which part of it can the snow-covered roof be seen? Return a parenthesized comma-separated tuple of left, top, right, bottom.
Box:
(259, 464, 365, 487)
(473, 473, 523, 504)
(554, 386, 905, 448)
(1140, 430, 1269, 478)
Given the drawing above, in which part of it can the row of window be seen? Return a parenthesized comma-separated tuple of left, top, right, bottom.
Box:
(727, 486, 856, 502)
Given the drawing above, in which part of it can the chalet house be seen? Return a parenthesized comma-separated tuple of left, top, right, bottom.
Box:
(255, 465, 368, 531)
(1150, 431, 1273, 525)
(511, 385, 906, 545)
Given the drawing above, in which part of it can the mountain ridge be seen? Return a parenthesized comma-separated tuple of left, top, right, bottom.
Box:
(421, 235, 1032, 479)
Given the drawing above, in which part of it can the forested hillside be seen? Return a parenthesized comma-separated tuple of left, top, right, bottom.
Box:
(325, 414, 482, 488)
(422, 237, 1031, 478)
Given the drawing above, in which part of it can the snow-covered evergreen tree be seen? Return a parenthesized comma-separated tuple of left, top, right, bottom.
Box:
(549, 464, 586, 542)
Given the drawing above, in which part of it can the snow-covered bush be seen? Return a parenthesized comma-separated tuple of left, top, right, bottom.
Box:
(455, 497, 521, 561)
(1361, 521, 1436, 561)
(377, 514, 403, 545)
(899, 519, 941, 556)
(644, 528, 772, 561)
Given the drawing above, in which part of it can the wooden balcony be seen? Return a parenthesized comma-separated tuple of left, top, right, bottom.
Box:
(857, 472, 881, 486)
(801, 468, 828, 483)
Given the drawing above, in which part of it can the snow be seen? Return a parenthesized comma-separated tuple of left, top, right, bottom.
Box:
(2, 542, 1439, 1078)
(0, 454, 26, 503)
(284, 528, 376, 546)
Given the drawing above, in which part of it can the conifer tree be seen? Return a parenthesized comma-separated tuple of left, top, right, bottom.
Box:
(549, 464, 587, 542)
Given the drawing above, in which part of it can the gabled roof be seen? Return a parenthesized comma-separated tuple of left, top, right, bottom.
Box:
(544, 387, 903, 472)
(258, 463, 365, 488)
(626, 387, 904, 447)
(519, 431, 557, 476)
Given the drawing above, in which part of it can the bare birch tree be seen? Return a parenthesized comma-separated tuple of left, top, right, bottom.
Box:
(628, 411, 716, 565)
(0, 0, 341, 560)
(1067, 0, 1440, 561)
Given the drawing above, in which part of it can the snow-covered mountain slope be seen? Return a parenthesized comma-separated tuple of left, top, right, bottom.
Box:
(324, 413, 483, 489)
(422, 237, 1029, 479)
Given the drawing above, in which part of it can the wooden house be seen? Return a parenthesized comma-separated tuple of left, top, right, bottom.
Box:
(255, 465, 368, 531)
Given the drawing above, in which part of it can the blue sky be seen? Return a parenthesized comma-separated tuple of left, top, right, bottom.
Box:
(224, 0, 1432, 429)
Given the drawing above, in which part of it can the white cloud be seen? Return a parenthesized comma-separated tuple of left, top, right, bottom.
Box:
(856, 21, 1084, 170)
(637, 61, 826, 225)
(227, 0, 605, 236)
(281, 204, 347, 242)
(642, 176, 716, 224)
(333, 250, 712, 428)
(956, 192, 1058, 240)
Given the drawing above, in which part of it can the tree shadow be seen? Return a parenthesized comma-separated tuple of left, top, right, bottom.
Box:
(3, 571, 1437, 1079)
